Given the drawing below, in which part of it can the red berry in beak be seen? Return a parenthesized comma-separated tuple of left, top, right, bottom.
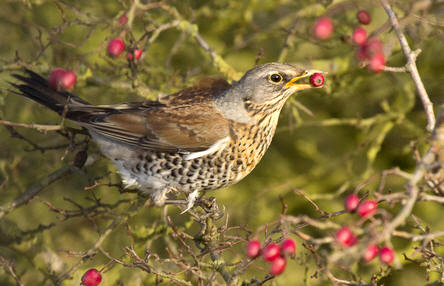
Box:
(309, 73, 325, 87)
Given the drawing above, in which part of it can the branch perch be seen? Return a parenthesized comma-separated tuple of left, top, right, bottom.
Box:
(380, 0, 435, 131)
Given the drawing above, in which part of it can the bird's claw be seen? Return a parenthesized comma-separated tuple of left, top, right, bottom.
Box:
(180, 189, 200, 214)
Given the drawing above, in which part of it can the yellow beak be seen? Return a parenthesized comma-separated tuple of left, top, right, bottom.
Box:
(284, 70, 327, 90)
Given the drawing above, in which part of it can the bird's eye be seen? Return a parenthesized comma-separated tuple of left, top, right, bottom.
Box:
(269, 73, 283, 83)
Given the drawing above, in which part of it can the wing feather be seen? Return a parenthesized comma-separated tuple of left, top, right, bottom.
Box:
(76, 78, 232, 153)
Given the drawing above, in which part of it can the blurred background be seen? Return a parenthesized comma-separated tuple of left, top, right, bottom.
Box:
(0, 0, 443, 285)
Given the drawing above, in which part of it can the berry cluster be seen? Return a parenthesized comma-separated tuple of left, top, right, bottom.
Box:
(81, 268, 102, 286)
(107, 38, 142, 61)
(352, 11, 385, 72)
(313, 10, 385, 72)
(107, 15, 143, 61)
(47, 15, 144, 92)
(336, 194, 394, 265)
(246, 238, 296, 276)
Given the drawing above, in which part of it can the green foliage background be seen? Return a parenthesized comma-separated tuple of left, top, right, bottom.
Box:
(0, 0, 443, 285)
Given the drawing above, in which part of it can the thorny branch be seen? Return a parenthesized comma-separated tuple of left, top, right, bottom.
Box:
(0, 1, 442, 285)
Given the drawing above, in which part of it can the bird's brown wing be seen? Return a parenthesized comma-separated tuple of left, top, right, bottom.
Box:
(76, 78, 232, 153)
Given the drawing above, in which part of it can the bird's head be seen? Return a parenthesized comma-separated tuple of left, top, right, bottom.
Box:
(214, 62, 326, 124)
(235, 62, 326, 105)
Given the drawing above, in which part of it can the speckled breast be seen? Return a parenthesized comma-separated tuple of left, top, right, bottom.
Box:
(127, 111, 280, 193)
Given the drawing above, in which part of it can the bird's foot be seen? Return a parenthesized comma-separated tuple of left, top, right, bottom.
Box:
(198, 196, 224, 220)
(180, 189, 199, 214)
(150, 188, 170, 207)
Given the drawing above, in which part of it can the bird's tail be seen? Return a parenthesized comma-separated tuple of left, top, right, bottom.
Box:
(10, 69, 91, 116)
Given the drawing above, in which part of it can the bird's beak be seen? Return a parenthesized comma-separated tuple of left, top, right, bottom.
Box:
(284, 70, 327, 90)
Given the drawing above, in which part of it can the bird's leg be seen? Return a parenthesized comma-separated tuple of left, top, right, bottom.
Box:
(150, 187, 172, 207)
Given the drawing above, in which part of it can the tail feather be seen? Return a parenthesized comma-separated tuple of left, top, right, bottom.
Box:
(11, 69, 90, 115)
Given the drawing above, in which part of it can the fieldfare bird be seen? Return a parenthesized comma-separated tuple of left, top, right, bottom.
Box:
(11, 63, 325, 211)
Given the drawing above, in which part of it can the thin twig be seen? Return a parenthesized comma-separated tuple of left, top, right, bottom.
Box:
(393, 230, 444, 241)
(0, 119, 62, 132)
(0, 166, 74, 219)
(381, 139, 437, 240)
(380, 0, 435, 131)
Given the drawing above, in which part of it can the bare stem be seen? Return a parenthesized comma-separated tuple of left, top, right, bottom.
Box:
(0, 166, 74, 219)
(380, 0, 435, 131)
(0, 119, 62, 132)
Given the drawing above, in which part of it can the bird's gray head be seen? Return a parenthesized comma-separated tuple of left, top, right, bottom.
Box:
(215, 62, 325, 124)
(234, 62, 325, 104)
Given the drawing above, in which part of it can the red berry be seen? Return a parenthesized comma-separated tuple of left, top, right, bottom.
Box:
(379, 247, 394, 265)
(48, 69, 76, 91)
(356, 45, 368, 61)
(313, 17, 334, 40)
(246, 240, 261, 258)
(357, 200, 378, 217)
(366, 39, 383, 56)
(280, 239, 296, 257)
(345, 194, 360, 212)
(119, 14, 128, 25)
(263, 243, 280, 262)
(81, 269, 102, 286)
(59, 70, 76, 90)
(352, 27, 367, 46)
(357, 10, 371, 25)
(270, 256, 287, 276)
(309, 73, 325, 87)
(48, 68, 65, 90)
(127, 49, 143, 61)
(335, 227, 358, 247)
(369, 53, 385, 72)
(363, 244, 379, 262)
(107, 38, 125, 58)
(134, 49, 142, 60)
